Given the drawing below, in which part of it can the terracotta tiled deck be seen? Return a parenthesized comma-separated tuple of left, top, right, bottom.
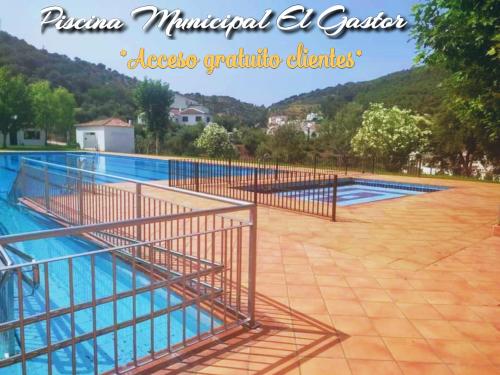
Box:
(132, 174, 500, 375)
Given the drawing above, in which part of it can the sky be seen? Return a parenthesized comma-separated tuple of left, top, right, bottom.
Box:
(2, 1, 421, 106)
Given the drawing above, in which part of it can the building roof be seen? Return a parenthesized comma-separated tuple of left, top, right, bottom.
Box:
(75, 118, 132, 128)
(178, 108, 208, 115)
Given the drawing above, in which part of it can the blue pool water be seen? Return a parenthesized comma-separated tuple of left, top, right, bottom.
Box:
(0, 152, 252, 187)
(279, 179, 446, 206)
(0, 152, 222, 374)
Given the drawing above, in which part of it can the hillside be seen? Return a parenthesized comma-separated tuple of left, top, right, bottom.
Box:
(183, 93, 267, 127)
(0, 31, 138, 123)
(0, 31, 267, 125)
(270, 67, 448, 118)
(0, 31, 447, 126)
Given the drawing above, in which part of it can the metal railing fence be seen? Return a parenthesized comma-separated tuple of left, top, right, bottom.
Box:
(0, 158, 257, 374)
(169, 158, 339, 221)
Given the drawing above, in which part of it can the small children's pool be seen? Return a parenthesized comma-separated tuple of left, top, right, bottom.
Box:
(279, 179, 447, 206)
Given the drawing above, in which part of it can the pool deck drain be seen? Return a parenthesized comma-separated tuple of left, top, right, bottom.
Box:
(134, 174, 500, 375)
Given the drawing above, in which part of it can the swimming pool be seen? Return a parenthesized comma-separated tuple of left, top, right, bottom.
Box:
(0, 152, 252, 189)
(279, 178, 446, 206)
(0, 153, 225, 374)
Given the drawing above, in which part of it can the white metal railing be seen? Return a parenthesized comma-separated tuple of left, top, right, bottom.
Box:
(0, 158, 258, 374)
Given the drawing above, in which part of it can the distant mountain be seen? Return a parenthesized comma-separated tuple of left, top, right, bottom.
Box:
(269, 67, 448, 118)
(0, 31, 446, 127)
(183, 93, 267, 127)
(0, 31, 138, 123)
(0, 31, 267, 125)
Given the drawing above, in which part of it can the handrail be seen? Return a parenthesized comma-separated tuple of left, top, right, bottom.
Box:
(22, 157, 254, 208)
(1, 156, 259, 371)
(1, 244, 40, 291)
(0, 204, 252, 247)
(0, 224, 248, 273)
(0, 244, 13, 268)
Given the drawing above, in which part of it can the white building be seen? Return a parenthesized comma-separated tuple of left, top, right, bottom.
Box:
(0, 128, 46, 147)
(170, 107, 212, 125)
(75, 118, 135, 153)
(170, 94, 212, 125)
(171, 93, 199, 110)
(268, 115, 288, 127)
(137, 94, 212, 127)
(306, 112, 323, 122)
(300, 121, 318, 137)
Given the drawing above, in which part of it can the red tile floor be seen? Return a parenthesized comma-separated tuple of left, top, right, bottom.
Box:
(135, 175, 500, 375)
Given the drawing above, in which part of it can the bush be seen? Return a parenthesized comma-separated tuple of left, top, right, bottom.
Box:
(195, 123, 238, 158)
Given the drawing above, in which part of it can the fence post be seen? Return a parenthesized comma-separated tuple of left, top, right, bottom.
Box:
(195, 161, 200, 192)
(332, 174, 338, 222)
(228, 157, 232, 185)
(167, 159, 171, 187)
(77, 169, 84, 225)
(274, 160, 279, 181)
(247, 204, 259, 328)
(136, 183, 142, 257)
(313, 154, 317, 179)
(44, 165, 50, 211)
(19, 159, 26, 195)
(372, 156, 376, 174)
(344, 156, 348, 176)
(253, 167, 258, 204)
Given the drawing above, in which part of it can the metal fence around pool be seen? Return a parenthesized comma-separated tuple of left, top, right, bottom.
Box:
(169, 158, 339, 221)
(0, 158, 257, 374)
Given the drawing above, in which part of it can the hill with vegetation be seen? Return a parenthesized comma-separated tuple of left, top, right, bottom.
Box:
(183, 93, 268, 127)
(1, 31, 446, 126)
(0, 31, 268, 125)
(269, 67, 449, 118)
(0, 31, 138, 123)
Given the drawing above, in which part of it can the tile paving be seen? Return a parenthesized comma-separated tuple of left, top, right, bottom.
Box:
(134, 175, 500, 375)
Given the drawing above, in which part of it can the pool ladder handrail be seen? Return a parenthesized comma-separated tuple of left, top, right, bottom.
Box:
(0, 245, 14, 290)
(1, 244, 40, 295)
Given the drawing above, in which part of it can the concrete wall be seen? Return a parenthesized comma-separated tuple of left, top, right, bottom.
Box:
(76, 126, 135, 153)
(0, 129, 46, 147)
(76, 127, 106, 151)
(104, 127, 135, 153)
(174, 114, 212, 125)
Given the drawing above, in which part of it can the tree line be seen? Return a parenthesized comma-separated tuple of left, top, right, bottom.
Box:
(0, 67, 76, 147)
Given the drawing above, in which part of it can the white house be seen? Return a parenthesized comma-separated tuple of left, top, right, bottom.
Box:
(75, 118, 135, 153)
(0, 128, 47, 147)
(170, 107, 212, 125)
(268, 115, 288, 127)
(171, 93, 199, 110)
(170, 94, 212, 125)
(137, 93, 212, 127)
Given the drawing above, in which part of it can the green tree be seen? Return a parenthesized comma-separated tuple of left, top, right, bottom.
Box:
(320, 102, 364, 156)
(53, 87, 76, 142)
(134, 79, 174, 154)
(351, 103, 431, 165)
(164, 123, 204, 156)
(29, 80, 57, 146)
(195, 123, 236, 158)
(235, 127, 268, 156)
(0, 68, 32, 148)
(259, 124, 307, 163)
(412, 0, 499, 159)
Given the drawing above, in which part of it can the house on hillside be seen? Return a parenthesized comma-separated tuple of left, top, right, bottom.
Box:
(170, 94, 212, 125)
(75, 118, 135, 153)
(266, 112, 321, 137)
(137, 93, 212, 127)
(0, 128, 46, 147)
(268, 115, 288, 127)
